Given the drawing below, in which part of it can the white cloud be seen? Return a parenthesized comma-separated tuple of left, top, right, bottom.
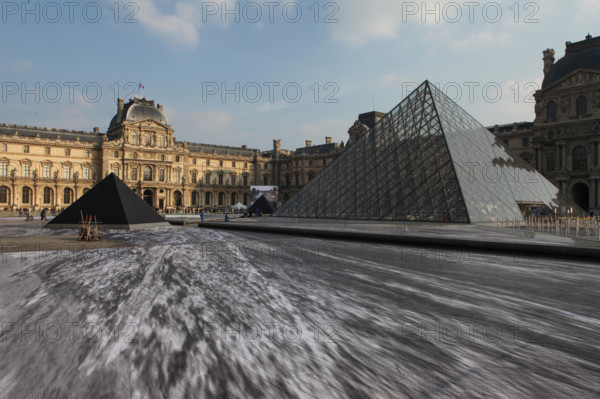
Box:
(133, 0, 202, 48)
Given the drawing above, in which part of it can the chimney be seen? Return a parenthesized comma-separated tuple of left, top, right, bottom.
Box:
(157, 103, 163, 111)
(116, 98, 124, 123)
(325, 136, 332, 144)
(305, 140, 312, 147)
(543, 49, 555, 76)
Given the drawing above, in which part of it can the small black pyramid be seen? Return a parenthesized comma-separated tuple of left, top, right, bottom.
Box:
(45, 173, 170, 230)
(249, 195, 275, 214)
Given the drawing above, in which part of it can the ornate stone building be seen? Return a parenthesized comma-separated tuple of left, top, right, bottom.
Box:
(490, 34, 600, 214)
(0, 97, 348, 211)
(0, 98, 274, 210)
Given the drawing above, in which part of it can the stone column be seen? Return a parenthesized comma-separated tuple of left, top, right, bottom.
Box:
(591, 179, 597, 210)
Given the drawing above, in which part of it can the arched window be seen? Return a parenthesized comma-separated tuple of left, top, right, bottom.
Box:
(43, 187, 53, 204)
(173, 191, 183, 207)
(576, 95, 588, 116)
(63, 188, 73, 204)
(0, 186, 9, 203)
(218, 192, 225, 205)
(22, 187, 32, 204)
(191, 191, 199, 206)
(573, 146, 588, 171)
(205, 191, 212, 205)
(143, 166, 152, 181)
(231, 193, 237, 204)
(546, 101, 557, 120)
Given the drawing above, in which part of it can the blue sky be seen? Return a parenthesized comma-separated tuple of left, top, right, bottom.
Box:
(1, 0, 598, 150)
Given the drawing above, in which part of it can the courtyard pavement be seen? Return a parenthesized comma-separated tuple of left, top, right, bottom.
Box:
(0, 221, 598, 398)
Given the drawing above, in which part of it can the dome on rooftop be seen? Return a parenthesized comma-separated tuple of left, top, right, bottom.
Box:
(542, 35, 600, 89)
(109, 98, 168, 129)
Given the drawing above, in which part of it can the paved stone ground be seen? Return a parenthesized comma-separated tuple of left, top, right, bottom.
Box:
(0, 222, 599, 398)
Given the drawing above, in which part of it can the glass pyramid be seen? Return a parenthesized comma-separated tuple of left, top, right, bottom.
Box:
(275, 81, 580, 223)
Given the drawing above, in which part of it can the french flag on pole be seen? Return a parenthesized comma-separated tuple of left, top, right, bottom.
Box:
(138, 82, 144, 90)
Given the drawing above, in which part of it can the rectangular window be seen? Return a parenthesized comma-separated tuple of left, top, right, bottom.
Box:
(0, 162, 7, 177)
(24, 145, 29, 153)
(218, 174, 223, 185)
(22, 164, 30, 177)
(1, 143, 6, 152)
(65, 148, 70, 156)
(159, 169, 165, 182)
(83, 167, 90, 180)
(64, 165, 71, 179)
(193, 158, 197, 165)
(174, 170, 180, 183)
(206, 159, 210, 165)
(43, 164, 51, 178)
(85, 150, 90, 157)
(231, 175, 236, 185)
(192, 173, 197, 183)
(113, 166, 119, 177)
(546, 152, 556, 172)
(243, 175, 248, 186)
(0, 187, 7, 203)
(205, 174, 211, 184)
(45, 147, 50, 155)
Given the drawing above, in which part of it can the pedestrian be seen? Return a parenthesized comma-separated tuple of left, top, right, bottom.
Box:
(224, 213, 230, 223)
(40, 208, 46, 221)
(200, 209, 205, 223)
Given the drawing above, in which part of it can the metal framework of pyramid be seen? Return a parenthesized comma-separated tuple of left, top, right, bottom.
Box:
(45, 173, 170, 230)
(275, 81, 581, 223)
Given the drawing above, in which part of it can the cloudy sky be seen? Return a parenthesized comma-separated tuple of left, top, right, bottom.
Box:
(1, 0, 598, 150)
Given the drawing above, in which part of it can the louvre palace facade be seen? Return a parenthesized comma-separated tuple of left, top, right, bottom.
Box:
(491, 34, 600, 214)
(0, 97, 344, 211)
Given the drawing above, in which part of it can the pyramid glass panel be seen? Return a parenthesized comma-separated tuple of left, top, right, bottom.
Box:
(275, 81, 583, 223)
